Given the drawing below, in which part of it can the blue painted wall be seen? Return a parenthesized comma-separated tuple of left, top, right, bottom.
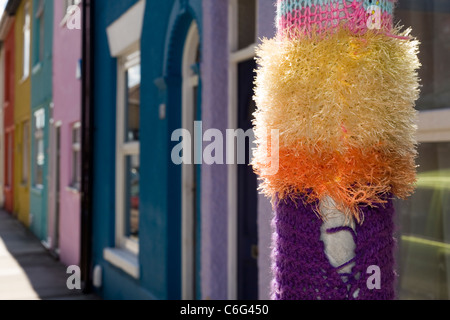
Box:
(92, 0, 202, 300)
(30, 0, 53, 241)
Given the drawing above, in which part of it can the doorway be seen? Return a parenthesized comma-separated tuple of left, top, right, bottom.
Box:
(51, 124, 61, 256)
(237, 58, 258, 300)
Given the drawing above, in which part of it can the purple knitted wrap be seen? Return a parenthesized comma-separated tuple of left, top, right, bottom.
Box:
(271, 196, 396, 300)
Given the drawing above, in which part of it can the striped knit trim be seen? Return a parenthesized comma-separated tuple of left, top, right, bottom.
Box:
(276, 0, 395, 37)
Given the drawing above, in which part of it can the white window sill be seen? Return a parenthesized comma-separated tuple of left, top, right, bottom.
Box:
(32, 62, 42, 75)
(103, 247, 139, 279)
(31, 186, 43, 195)
(65, 186, 80, 194)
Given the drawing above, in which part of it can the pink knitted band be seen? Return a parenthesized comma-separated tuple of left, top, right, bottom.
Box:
(277, 0, 396, 37)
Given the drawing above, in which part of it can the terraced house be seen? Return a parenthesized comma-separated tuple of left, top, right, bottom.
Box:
(14, 0, 32, 227)
(0, 0, 448, 301)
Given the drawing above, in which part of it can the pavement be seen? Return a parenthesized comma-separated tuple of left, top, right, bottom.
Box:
(0, 209, 99, 300)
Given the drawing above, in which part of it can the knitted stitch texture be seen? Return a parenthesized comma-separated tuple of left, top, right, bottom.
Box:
(277, 0, 396, 37)
(253, 0, 418, 300)
(272, 195, 395, 300)
(252, 0, 420, 219)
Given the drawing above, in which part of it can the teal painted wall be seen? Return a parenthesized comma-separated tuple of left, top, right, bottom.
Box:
(30, 0, 53, 241)
(92, 0, 203, 300)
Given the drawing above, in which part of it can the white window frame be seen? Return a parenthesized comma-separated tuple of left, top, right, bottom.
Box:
(115, 46, 141, 257)
(181, 21, 200, 301)
(70, 122, 81, 190)
(33, 108, 45, 189)
(416, 110, 450, 143)
(227, 0, 259, 300)
(103, 0, 145, 281)
(22, 1, 31, 80)
(22, 120, 30, 185)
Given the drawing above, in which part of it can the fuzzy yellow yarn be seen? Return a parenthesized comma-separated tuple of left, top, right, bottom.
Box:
(252, 27, 421, 220)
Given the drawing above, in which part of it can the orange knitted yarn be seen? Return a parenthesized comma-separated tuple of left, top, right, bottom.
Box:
(254, 143, 416, 222)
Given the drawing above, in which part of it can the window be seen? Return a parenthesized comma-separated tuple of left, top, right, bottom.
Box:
(116, 49, 141, 255)
(35, 0, 44, 64)
(71, 122, 81, 190)
(103, 0, 145, 279)
(33, 109, 45, 188)
(394, 1, 450, 300)
(237, 0, 256, 50)
(23, 1, 31, 79)
(5, 51, 10, 102)
(22, 121, 30, 184)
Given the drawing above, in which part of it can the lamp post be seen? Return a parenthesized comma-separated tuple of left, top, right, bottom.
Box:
(252, 0, 421, 300)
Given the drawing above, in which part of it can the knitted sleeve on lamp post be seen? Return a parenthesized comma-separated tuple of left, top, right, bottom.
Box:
(252, 0, 420, 300)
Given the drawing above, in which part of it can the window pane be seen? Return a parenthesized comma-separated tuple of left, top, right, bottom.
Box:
(34, 110, 45, 186)
(5, 51, 10, 101)
(238, 0, 256, 50)
(396, 1, 450, 110)
(396, 142, 450, 299)
(125, 63, 140, 142)
(71, 125, 81, 189)
(23, 3, 30, 78)
(39, 16, 44, 62)
(125, 155, 139, 241)
(35, 137, 44, 186)
(72, 150, 81, 188)
(72, 126, 80, 144)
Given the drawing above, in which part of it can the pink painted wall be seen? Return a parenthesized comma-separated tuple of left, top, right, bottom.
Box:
(51, 0, 82, 266)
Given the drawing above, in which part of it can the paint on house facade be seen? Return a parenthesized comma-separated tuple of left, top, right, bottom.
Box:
(29, 0, 52, 241)
(48, 0, 82, 266)
(48, 0, 82, 265)
(91, 0, 204, 300)
(201, 0, 276, 300)
(14, 0, 32, 226)
(89, 0, 278, 300)
(0, 36, 4, 210)
(3, 16, 15, 214)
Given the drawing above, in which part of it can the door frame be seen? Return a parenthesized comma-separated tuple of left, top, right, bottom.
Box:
(47, 119, 62, 254)
(181, 20, 200, 301)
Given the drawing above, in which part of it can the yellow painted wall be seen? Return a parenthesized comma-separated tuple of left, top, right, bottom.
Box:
(14, 0, 32, 226)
